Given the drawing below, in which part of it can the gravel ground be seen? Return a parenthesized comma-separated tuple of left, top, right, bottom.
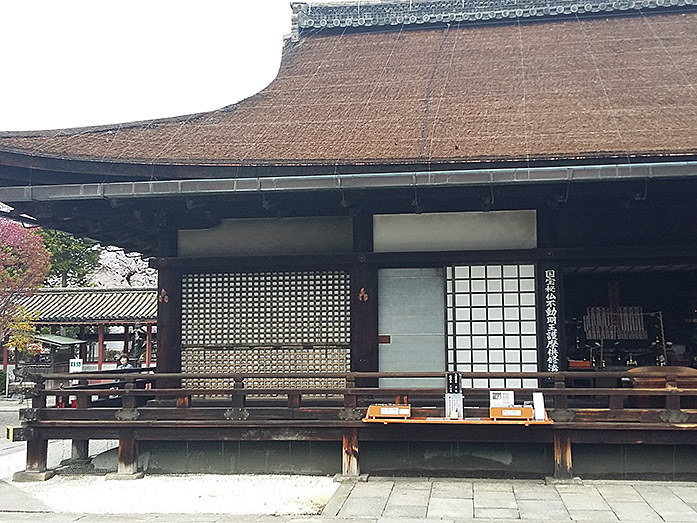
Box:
(0, 398, 338, 515)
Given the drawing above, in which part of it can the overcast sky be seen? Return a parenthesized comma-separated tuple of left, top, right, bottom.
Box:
(0, 0, 293, 132)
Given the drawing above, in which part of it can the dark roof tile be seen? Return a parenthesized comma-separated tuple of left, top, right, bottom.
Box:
(17, 288, 157, 324)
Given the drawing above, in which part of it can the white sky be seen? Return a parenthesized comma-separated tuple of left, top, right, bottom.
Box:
(0, 0, 293, 132)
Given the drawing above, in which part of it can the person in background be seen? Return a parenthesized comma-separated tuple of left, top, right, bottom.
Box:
(116, 353, 133, 370)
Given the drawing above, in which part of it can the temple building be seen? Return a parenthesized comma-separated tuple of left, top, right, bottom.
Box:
(1, 1, 697, 478)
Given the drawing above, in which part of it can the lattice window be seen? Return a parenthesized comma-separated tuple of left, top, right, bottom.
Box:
(180, 270, 351, 395)
(181, 346, 350, 396)
(181, 271, 350, 347)
(446, 264, 538, 389)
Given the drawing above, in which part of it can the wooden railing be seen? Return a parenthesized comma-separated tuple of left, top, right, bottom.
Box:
(29, 367, 697, 421)
(9, 367, 697, 480)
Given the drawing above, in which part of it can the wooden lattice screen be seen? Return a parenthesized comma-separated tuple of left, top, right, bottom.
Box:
(180, 271, 351, 394)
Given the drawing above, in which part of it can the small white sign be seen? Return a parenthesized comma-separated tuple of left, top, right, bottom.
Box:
(533, 392, 546, 421)
(490, 390, 514, 408)
(69, 359, 83, 373)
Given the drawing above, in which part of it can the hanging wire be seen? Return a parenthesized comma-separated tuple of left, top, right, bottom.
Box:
(420, 23, 452, 161)
(334, 20, 406, 165)
(573, 13, 633, 169)
(426, 21, 461, 165)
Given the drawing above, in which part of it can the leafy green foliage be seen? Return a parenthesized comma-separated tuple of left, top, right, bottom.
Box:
(6, 306, 41, 357)
(38, 229, 101, 287)
(0, 218, 51, 336)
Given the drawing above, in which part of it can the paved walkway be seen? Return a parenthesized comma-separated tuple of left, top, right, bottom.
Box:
(324, 477, 697, 521)
(2, 476, 697, 522)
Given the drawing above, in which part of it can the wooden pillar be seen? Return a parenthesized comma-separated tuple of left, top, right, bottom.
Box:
(350, 213, 378, 385)
(13, 380, 54, 481)
(342, 428, 360, 477)
(155, 263, 182, 388)
(350, 262, 378, 385)
(145, 324, 153, 367)
(553, 433, 573, 479)
(26, 438, 49, 472)
(123, 324, 130, 354)
(78, 325, 87, 361)
(117, 437, 139, 475)
(97, 324, 105, 370)
(71, 393, 91, 462)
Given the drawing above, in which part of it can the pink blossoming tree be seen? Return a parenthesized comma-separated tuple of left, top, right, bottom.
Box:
(0, 218, 51, 337)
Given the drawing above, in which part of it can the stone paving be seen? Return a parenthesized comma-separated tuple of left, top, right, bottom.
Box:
(2, 475, 697, 522)
(321, 477, 697, 522)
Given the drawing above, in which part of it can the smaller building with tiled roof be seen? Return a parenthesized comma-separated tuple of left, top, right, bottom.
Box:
(16, 287, 157, 324)
(4, 288, 157, 372)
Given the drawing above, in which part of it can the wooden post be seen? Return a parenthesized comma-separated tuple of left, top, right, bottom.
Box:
(342, 428, 359, 477)
(78, 325, 87, 361)
(13, 380, 54, 481)
(123, 324, 130, 354)
(122, 378, 136, 409)
(231, 376, 245, 408)
(554, 375, 568, 409)
(609, 394, 624, 410)
(117, 437, 139, 475)
(666, 373, 681, 410)
(97, 324, 105, 370)
(71, 393, 92, 462)
(350, 213, 378, 387)
(155, 264, 182, 390)
(145, 324, 153, 367)
(350, 262, 378, 387)
(553, 433, 573, 479)
(26, 438, 49, 472)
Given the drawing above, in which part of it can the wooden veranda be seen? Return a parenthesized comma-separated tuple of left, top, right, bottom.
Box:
(8, 367, 697, 481)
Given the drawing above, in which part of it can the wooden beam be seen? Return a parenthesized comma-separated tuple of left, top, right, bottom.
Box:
(342, 428, 360, 477)
(150, 244, 697, 272)
(553, 433, 573, 480)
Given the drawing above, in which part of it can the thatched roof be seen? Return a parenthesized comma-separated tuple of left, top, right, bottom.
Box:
(1, 9, 696, 177)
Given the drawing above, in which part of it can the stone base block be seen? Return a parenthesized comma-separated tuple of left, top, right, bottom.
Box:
(105, 471, 145, 480)
(545, 476, 583, 485)
(13, 470, 55, 482)
(333, 473, 369, 482)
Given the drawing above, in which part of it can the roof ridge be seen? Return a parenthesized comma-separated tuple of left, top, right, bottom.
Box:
(291, 0, 693, 39)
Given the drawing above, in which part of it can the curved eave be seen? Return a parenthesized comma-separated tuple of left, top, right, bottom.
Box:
(3, 148, 697, 186)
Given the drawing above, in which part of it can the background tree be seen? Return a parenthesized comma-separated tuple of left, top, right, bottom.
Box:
(38, 229, 101, 287)
(6, 306, 41, 364)
(0, 218, 51, 337)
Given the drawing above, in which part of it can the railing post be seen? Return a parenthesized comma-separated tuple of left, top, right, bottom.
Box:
(344, 375, 356, 409)
(665, 372, 680, 411)
(122, 377, 136, 409)
(554, 375, 568, 409)
(231, 376, 245, 408)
